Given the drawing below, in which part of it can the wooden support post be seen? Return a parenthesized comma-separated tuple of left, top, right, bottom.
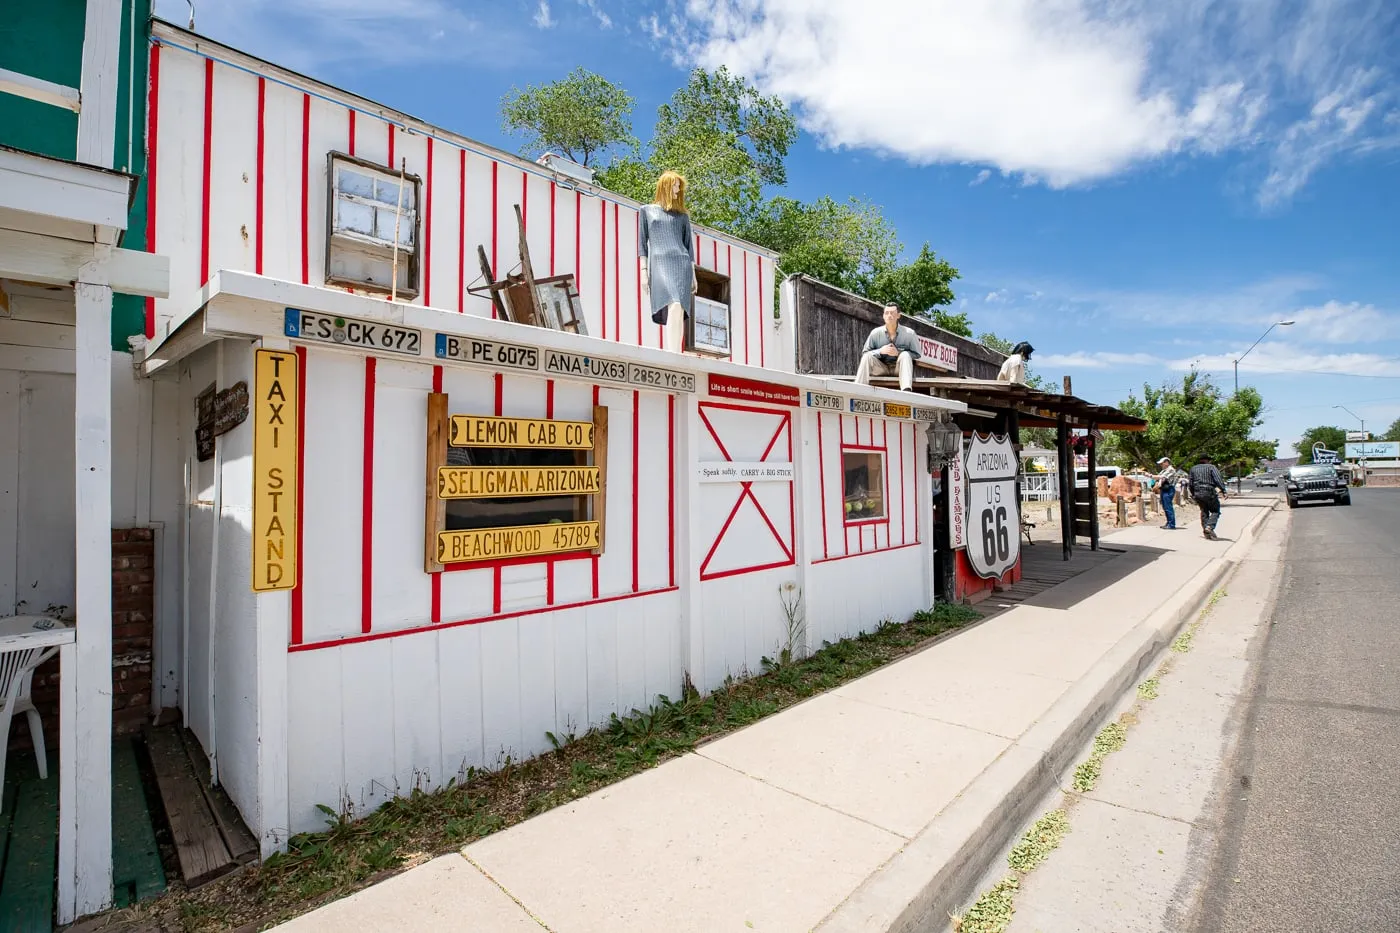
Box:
(1086, 422, 1100, 551)
(60, 279, 115, 922)
(1056, 415, 1072, 561)
(1116, 496, 1127, 527)
(423, 392, 448, 572)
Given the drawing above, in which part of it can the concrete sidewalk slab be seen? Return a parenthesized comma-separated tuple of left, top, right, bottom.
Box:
(696, 692, 1010, 838)
(273, 854, 541, 932)
(277, 497, 1278, 933)
(462, 754, 903, 933)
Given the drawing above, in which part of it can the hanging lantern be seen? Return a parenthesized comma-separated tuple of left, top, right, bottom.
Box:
(926, 415, 964, 472)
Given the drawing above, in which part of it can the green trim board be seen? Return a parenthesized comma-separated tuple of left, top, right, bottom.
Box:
(0, 752, 58, 932)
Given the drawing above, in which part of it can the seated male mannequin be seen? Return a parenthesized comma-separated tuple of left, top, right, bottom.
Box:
(855, 304, 920, 391)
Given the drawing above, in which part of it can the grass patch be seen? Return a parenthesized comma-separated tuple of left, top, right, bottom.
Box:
(1137, 676, 1160, 700)
(91, 602, 982, 932)
(1072, 720, 1129, 793)
(1007, 808, 1069, 873)
(1171, 628, 1195, 653)
(952, 876, 1019, 933)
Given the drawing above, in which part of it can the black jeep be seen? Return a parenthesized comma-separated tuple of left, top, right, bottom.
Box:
(1285, 463, 1351, 508)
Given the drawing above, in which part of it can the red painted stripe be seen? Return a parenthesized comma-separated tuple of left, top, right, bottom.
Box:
(742, 251, 750, 364)
(882, 421, 891, 549)
(290, 586, 679, 652)
(291, 345, 307, 644)
(667, 393, 676, 588)
(574, 190, 581, 292)
(746, 485, 793, 563)
(431, 365, 443, 623)
(634, 212, 642, 345)
(493, 373, 504, 613)
(631, 390, 640, 592)
(387, 122, 395, 168)
(254, 78, 265, 275)
(700, 558, 794, 583)
(899, 423, 907, 545)
(698, 489, 748, 575)
(787, 415, 796, 562)
(199, 57, 213, 286)
(300, 93, 310, 285)
(361, 356, 377, 634)
(913, 425, 920, 543)
(424, 137, 433, 306)
(546, 379, 556, 604)
(592, 384, 601, 598)
(521, 171, 528, 231)
(817, 413, 829, 558)
(549, 181, 556, 275)
(712, 239, 717, 270)
(457, 149, 466, 312)
(759, 259, 766, 368)
(443, 551, 592, 574)
(348, 109, 355, 155)
(812, 542, 922, 565)
(613, 202, 620, 343)
(490, 161, 498, 318)
(600, 203, 607, 341)
(144, 43, 160, 338)
(842, 443, 887, 452)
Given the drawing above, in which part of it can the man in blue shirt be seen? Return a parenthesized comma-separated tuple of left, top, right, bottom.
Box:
(855, 305, 921, 391)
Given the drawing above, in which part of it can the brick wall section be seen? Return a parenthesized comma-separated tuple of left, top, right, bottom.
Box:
(7, 528, 156, 752)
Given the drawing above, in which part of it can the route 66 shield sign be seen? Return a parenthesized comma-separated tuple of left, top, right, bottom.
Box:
(965, 433, 1020, 580)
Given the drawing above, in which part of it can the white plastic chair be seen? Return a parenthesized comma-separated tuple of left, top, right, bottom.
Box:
(0, 615, 64, 801)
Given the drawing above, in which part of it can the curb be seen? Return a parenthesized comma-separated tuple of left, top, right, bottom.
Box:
(817, 504, 1277, 933)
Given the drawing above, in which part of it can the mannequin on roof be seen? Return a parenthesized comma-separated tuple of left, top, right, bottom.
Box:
(638, 170, 698, 353)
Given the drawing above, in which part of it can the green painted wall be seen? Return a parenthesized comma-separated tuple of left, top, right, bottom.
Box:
(0, 0, 153, 351)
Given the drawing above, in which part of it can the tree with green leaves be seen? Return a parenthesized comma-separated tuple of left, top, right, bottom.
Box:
(1101, 371, 1275, 476)
(1295, 425, 1347, 463)
(868, 244, 967, 335)
(500, 68, 638, 167)
(597, 66, 797, 228)
(1381, 416, 1400, 441)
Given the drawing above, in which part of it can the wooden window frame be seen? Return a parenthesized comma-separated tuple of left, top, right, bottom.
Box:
(689, 266, 732, 359)
(324, 151, 422, 299)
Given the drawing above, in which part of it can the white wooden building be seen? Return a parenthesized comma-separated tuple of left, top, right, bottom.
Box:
(116, 21, 966, 854)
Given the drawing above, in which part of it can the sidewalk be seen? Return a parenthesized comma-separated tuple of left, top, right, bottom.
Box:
(277, 497, 1278, 933)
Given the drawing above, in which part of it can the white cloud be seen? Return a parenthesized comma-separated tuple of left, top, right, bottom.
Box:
(533, 0, 555, 28)
(1180, 345, 1400, 378)
(1037, 352, 1165, 370)
(671, 0, 1399, 203)
(1285, 300, 1400, 343)
(578, 0, 612, 29)
(970, 169, 992, 187)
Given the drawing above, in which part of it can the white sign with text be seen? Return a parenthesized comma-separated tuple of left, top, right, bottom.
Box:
(698, 462, 795, 483)
(965, 433, 1020, 580)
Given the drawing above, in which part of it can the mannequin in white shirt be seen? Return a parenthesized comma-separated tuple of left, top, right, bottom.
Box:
(997, 342, 1035, 384)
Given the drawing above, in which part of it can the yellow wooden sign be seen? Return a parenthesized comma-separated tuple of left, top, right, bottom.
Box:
(449, 415, 593, 449)
(253, 349, 299, 592)
(437, 520, 600, 564)
(883, 402, 913, 419)
(437, 466, 601, 499)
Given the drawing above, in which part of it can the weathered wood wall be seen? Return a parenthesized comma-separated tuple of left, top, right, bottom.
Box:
(790, 274, 1004, 380)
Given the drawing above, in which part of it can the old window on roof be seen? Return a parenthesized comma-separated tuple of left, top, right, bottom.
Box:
(326, 152, 421, 298)
(690, 267, 731, 358)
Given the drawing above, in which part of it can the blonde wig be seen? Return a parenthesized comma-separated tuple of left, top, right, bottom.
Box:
(654, 171, 688, 213)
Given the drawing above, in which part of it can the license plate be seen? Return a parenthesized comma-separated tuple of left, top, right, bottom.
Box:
(284, 309, 422, 356)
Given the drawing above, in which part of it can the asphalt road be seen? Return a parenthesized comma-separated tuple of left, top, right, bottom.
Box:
(1190, 487, 1400, 932)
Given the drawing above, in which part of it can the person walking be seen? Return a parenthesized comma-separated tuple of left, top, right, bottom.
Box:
(1188, 454, 1229, 540)
(1155, 457, 1181, 529)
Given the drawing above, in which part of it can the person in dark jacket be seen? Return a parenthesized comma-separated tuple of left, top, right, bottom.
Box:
(1188, 455, 1229, 539)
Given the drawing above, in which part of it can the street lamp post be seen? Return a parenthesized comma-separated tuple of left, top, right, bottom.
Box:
(1334, 405, 1366, 484)
(1232, 320, 1294, 493)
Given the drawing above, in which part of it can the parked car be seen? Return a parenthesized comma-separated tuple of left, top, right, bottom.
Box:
(1285, 464, 1350, 508)
(1257, 474, 1279, 487)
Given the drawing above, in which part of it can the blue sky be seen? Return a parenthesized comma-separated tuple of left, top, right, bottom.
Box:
(158, 0, 1400, 452)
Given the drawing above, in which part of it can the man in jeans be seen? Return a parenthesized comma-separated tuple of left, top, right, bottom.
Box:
(1188, 454, 1229, 540)
(1155, 457, 1180, 529)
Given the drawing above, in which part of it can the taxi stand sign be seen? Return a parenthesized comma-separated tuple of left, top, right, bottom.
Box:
(253, 349, 299, 591)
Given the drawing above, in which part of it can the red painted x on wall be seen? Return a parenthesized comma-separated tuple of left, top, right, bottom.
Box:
(697, 402, 796, 581)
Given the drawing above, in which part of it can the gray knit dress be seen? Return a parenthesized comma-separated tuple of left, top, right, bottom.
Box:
(638, 204, 695, 326)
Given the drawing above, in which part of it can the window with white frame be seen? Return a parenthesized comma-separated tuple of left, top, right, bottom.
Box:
(326, 152, 421, 297)
(690, 267, 731, 357)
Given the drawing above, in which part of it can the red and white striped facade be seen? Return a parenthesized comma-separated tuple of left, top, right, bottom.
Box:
(132, 23, 961, 846)
(144, 25, 784, 369)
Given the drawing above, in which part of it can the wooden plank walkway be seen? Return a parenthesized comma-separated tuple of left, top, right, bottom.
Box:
(145, 725, 258, 889)
(974, 543, 1127, 619)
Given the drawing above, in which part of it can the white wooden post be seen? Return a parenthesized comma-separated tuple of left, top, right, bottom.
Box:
(59, 278, 115, 922)
(76, 0, 122, 168)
